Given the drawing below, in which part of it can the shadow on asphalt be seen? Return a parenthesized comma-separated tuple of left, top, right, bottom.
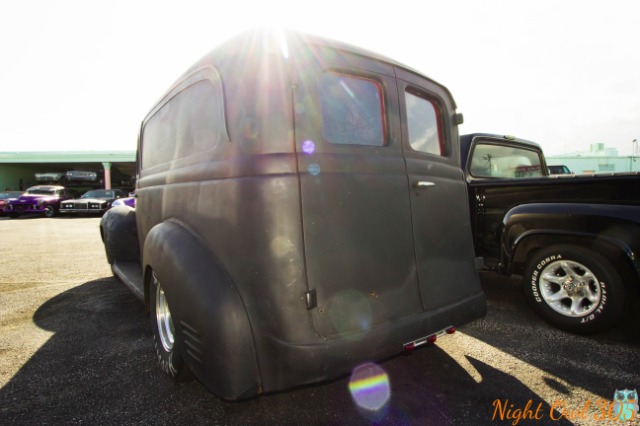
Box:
(465, 272, 640, 404)
(1, 273, 632, 425)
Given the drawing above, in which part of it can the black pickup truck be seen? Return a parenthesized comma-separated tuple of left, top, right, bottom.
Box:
(461, 133, 640, 333)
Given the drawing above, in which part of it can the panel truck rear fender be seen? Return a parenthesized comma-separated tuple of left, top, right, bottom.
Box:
(100, 205, 139, 265)
(143, 220, 260, 400)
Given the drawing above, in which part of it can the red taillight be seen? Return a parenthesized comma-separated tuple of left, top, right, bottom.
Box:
(403, 325, 455, 352)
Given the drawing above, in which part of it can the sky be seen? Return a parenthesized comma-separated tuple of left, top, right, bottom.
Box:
(1, 0, 638, 156)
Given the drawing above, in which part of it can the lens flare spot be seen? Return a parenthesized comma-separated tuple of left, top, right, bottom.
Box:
(359, 317, 371, 330)
(294, 102, 306, 115)
(349, 363, 391, 412)
(302, 140, 315, 154)
(308, 163, 321, 176)
(329, 289, 372, 336)
(270, 236, 294, 258)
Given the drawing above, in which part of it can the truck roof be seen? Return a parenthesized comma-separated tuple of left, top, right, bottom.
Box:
(146, 28, 457, 120)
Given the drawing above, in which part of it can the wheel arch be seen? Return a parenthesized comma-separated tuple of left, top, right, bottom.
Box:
(510, 231, 640, 293)
(142, 219, 261, 400)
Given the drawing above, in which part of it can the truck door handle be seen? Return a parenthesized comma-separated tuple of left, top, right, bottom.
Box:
(414, 181, 436, 188)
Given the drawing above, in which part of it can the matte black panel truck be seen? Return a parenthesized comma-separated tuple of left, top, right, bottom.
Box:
(461, 133, 640, 334)
(100, 30, 486, 400)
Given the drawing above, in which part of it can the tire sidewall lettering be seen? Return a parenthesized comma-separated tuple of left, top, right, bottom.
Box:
(531, 269, 541, 302)
(594, 281, 607, 316)
(580, 281, 608, 323)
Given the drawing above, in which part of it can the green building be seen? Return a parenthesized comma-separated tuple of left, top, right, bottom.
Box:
(0, 151, 135, 192)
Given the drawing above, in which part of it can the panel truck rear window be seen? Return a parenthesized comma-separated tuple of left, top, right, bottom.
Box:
(319, 72, 385, 146)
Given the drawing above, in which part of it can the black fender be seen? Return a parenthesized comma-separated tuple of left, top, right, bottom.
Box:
(100, 206, 140, 264)
(143, 220, 260, 400)
(501, 203, 640, 281)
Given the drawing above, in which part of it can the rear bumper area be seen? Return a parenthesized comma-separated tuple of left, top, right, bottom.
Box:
(256, 291, 487, 394)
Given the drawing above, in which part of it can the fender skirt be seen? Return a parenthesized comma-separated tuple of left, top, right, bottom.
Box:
(144, 220, 260, 400)
(100, 206, 140, 264)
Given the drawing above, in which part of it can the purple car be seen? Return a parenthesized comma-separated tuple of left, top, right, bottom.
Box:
(111, 195, 135, 208)
(0, 191, 23, 216)
(4, 185, 75, 218)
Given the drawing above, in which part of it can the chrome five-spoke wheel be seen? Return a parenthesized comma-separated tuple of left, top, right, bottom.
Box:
(538, 259, 601, 318)
(154, 274, 174, 352)
(524, 244, 626, 333)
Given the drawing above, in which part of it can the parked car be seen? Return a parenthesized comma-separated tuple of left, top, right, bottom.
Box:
(111, 196, 135, 208)
(100, 29, 486, 400)
(0, 191, 23, 216)
(92, 169, 133, 188)
(35, 170, 101, 185)
(64, 170, 99, 185)
(4, 185, 75, 218)
(34, 171, 65, 183)
(60, 189, 127, 215)
(548, 164, 573, 175)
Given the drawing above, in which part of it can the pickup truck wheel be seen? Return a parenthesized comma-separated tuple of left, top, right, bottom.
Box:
(524, 245, 625, 333)
(149, 272, 192, 381)
(43, 205, 56, 218)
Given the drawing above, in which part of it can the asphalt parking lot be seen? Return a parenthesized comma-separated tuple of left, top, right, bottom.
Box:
(0, 216, 638, 425)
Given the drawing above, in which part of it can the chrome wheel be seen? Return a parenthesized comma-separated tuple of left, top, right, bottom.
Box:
(154, 274, 175, 352)
(539, 259, 602, 318)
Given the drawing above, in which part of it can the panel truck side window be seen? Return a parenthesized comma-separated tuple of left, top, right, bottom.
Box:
(319, 72, 385, 146)
(405, 90, 445, 156)
(142, 78, 226, 169)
